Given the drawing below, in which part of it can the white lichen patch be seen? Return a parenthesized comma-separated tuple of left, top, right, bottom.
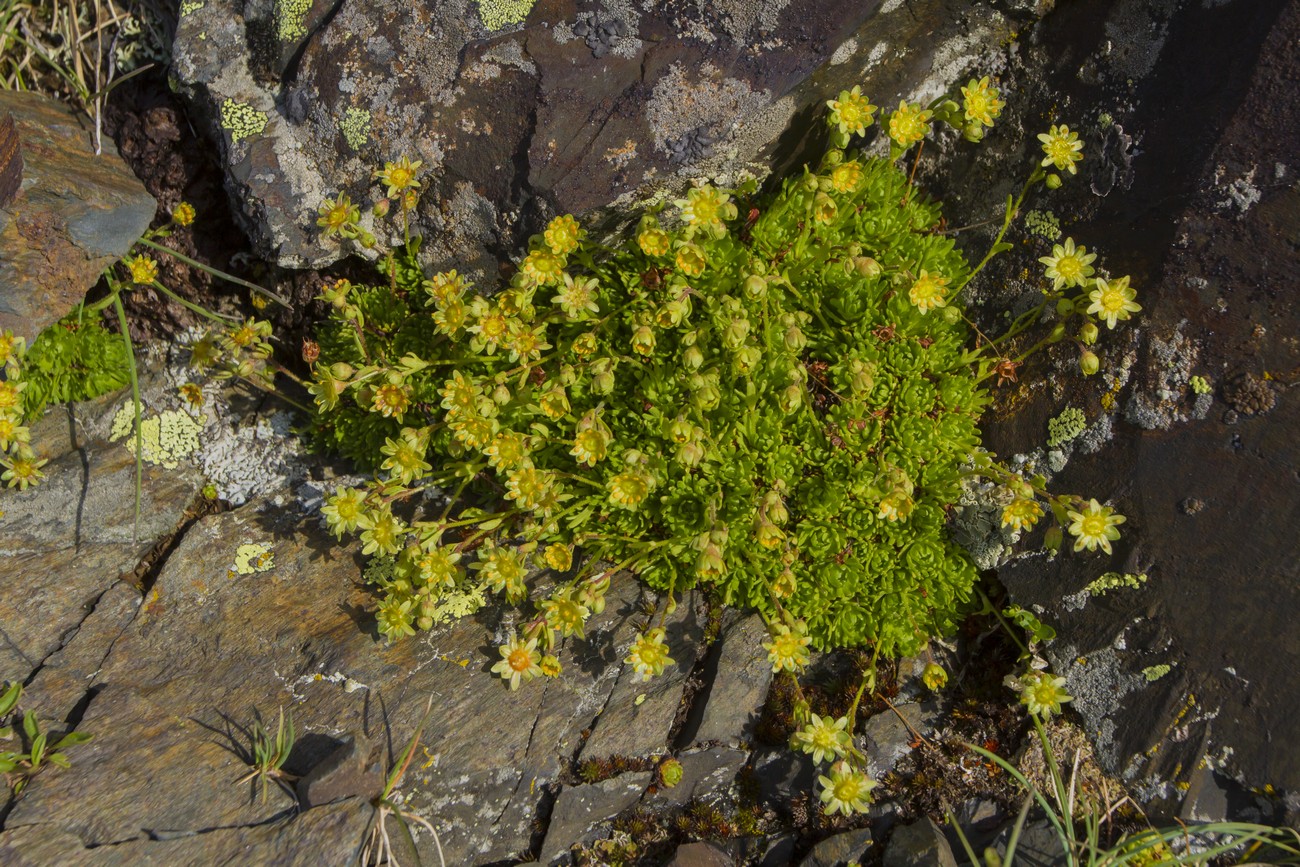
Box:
(644, 62, 772, 157)
(296, 670, 370, 693)
(1214, 164, 1261, 216)
(830, 37, 858, 66)
(230, 541, 275, 575)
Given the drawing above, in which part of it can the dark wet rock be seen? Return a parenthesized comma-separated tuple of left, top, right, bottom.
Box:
(540, 772, 651, 863)
(170, 0, 1033, 270)
(884, 816, 958, 867)
(750, 747, 816, 814)
(860, 701, 943, 781)
(970, 0, 1300, 816)
(0, 91, 156, 340)
(688, 612, 774, 747)
(643, 747, 747, 810)
(801, 825, 873, 867)
(946, 797, 1007, 854)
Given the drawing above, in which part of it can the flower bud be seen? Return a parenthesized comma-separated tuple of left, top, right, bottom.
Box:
(941, 305, 963, 325)
(734, 344, 762, 375)
(693, 378, 721, 411)
(820, 148, 845, 168)
(493, 384, 512, 404)
(854, 256, 883, 278)
(301, 338, 320, 365)
(779, 383, 803, 414)
(1044, 526, 1063, 554)
(1079, 322, 1099, 345)
(743, 274, 768, 300)
(677, 439, 705, 467)
(1056, 298, 1075, 317)
(723, 317, 751, 350)
(1047, 322, 1067, 343)
(683, 344, 704, 371)
(372, 198, 391, 219)
(631, 325, 656, 357)
(922, 662, 948, 690)
(593, 369, 615, 395)
(783, 322, 806, 353)
(329, 361, 355, 381)
(1045, 173, 1062, 190)
(962, 124, 985, 143)
(800, 174, 819, 192)
(1079, 350, 1100, 376)
(849, 359, 875, 394)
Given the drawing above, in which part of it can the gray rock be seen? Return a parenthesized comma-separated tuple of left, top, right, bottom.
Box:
(991, 818, 1067, 867)
(665, 840, 733, 867)
(750, 747, 816, 813)
(643, 747, 747, 810)
(884, 817, 958, 867)
(860, 701, 943, 781)
(170, 0, 1030, 270)
(802, 825, 873, 866)
(540, 772, 651, 863)
(0, 91, 155, 340)
(690, 613, 774, 747)
(295, 734, 384, 810)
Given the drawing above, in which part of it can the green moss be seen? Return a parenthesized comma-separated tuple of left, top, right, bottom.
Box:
(340, 107, 371, 151)
(220, 99, 268, 143)
(1047, 406, 1086, 447)
(474, 0, 535, 30)
(1084, 571, 1147, 597)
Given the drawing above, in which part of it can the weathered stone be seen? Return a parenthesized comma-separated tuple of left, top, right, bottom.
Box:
(750, 747, 816, 813)
(171, 0, 1030, 270)
(643, 747, 747, 810)
(988, 0, 1300, 809)
(859, 701, 943, 781)
(0, 400, 202, 693)
(801, 825, 873, 867)
(689, 613, 774, 747)
(1, 499, 678, 863)
(665, 840, 732, 867)
(991, 818, 1067, 867)
(540, 772, 651, 863)
(0, 91, 156, 340)
(578, 590, 706, 762)
(0, 795, 372, 865)
(884, 817, 958, 867)
(295, 734, 384, 810)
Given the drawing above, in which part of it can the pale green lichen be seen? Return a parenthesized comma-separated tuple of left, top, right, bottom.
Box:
(1047, 407, 1087, 447)
(1085, 571, 1148, 597)
(180, 0, 204, 16)
(1142, 663, 1171, 682)
(220, 99, 268, 143)
(1190, 375, 1211, 395)
(339, 107, 371, 151)
(426, 584, 487, 626)
(1024, 209, 1061, 240)
(110, 404, 205, 469)
(232, 542, 276, 575)
(475, 0, 535, 30)
(275, 0, 310, 42)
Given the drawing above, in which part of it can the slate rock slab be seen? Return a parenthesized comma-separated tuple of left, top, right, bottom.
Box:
(170, 0, 1030, 270)
(0, 91, 156, 340)
(2, 500, 711, 863)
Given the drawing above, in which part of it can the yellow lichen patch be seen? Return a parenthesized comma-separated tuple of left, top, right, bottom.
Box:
(232, 542, 275, 575)
(110, 404, 205, 469)
(220, 99, 268, 143)
(474, 0, 535, 30)
(180, 0, 204, 16)
(276, 0, 310, 42)
(339, 107, 370, 151)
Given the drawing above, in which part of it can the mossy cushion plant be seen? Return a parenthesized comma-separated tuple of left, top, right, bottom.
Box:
(306, 79, 1140, 814)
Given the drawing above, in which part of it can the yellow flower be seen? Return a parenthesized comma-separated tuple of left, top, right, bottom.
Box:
(0, 380, 23, 412)
(485, 430, 530, 470)
(763, 621, 811, 673)
(631, 324, 656, 357)
(543, 543, 573, 572)
(625, 627, 674, 680)
(439, 370, 481, 412)
(888, 101, 932, 147)
(1066, 498, 1125, 555)
(571, 428, 609, 467)
(172, 201, 196, 226)
(552, 273, 600, 319)
(507, 322, 550, 364)
(380, 428, 432, 485)
(675, 242, 707, 277)
(826, 85, 878, 137)
(1, 454, 46, 490)
(542, 589, 590, 638)
(377, 598, 417, 641)
(475, 545, 527, 599)
(543, 214, 586, 256)
(817, 761, 877, 816)
(505, 465, 553, 511)
(538, 385, 570, 420)
(357, 505, 405, 556)
(812, 192, 838, 225)
(907, 269, 949, 314)
(414, 547, 462, 589)
(370, 381, 412, 420)
(425, 270, 469, 304)
(520, 247, 565, 286)
(1039, 238, 1097, 290)
(675, 185, 736, 238)
(1001, 498, 1044, 532)
(829, 160, 864, 193)
(638, 221, 671, 257)
(374, 156, 423, 199)
(608, 469, 652, 509)
(0, 329, 22, 368)
(571, 332, 598, 358)
(1086, 276, 1141, 329)
(922, 663, 948, 691)
(317, 193, 360, 237)
(491, 633, 542, 690)
(1038, 124, 1084, 174)
(960, 76, 1004, 128)
(793, 714, 852, 764)
(1012, 671, 1073, 719)
(0, 416, 30, 452)
(127, 255, 159, 285)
